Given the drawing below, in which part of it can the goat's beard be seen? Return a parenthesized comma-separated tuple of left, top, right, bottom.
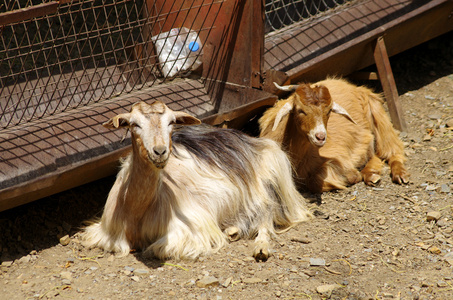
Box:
(146, 152, 169, 169)
(153, 161, 167, 169)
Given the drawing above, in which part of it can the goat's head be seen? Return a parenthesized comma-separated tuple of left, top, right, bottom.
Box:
(272, 82, 356, 147)
(103, 101, 201, 169)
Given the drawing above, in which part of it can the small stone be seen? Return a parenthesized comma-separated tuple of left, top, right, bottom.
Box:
(185, 279, 196, 287)
(1, 261, 13, 267)
(428, 113, 441, 120)
(66, 257, 75, 263)
(131, 276, 140, 282)
(437, 218, 449, 227)
(221, 277, 232, 288)
(59, 235, 71, 246)
(60, 271, 72, 281)
(196, 276, 219, 288)
(440, 184, 451, 193)
(316, 284, 342, 297)
(18, 255, 31, 264)
(134, 269, 149, 275)
(309, 258, 326, 266)
(427, 211, 442, 221)
(124, 266, 135, 272)
(446, 119, 453, 128)
(275, 291, 282, 297)
(423, 134, 432, 141)
(301, 269, 316, 277)
(61, 279, 71, 285)
(437, 281, 448, 287)
(291, 237, 311, 244)
(429, 246, 441, 254)
(242, 277, 262, 284)
(443, 252, 453, 261)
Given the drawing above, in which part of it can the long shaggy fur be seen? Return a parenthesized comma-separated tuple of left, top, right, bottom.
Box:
(259, 78, 409, 193)
(83, 102, 312, 260)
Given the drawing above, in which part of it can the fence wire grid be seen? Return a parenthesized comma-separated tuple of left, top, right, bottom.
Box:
(1, 0, 351, 129)
(264, 0, 356, 32)
(0, 0, 222, 129)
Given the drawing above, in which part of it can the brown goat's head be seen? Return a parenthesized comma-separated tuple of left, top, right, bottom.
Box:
(272, 82, 356, 147)
(103, 101, 201, 169)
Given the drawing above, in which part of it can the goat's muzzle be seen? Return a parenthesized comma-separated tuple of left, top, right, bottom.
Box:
(147, 145, 169, 169)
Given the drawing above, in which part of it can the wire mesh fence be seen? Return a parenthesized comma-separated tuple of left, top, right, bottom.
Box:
(0, 0, 221, 129)
(0, 0, 353, 129)
(264, 0, 357, 32)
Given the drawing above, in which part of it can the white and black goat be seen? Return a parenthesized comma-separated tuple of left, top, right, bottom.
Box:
(83, 101, 312, 261)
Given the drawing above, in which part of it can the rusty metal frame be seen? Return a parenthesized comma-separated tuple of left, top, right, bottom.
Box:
(0, 2, 59, 26)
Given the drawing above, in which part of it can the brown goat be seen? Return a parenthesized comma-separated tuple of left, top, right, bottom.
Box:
(259, 78, 409, 193)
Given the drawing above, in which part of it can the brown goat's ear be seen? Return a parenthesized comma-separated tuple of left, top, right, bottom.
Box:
(173, 111, 201, 126)
(103, 113, 131, 129)
(273, 101, 293, 131)
(332, 102, 357, 125)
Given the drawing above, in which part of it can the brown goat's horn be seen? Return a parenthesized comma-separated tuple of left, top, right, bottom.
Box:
(273, 82, 300, 92)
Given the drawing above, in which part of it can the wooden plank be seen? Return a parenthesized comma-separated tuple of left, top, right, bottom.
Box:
(264, 0, 453, 83)
(373, 36, 407, 132)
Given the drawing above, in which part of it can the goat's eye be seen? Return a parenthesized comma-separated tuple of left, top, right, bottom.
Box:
(297, 109, 306, 115)
(131, 123, 141, 129)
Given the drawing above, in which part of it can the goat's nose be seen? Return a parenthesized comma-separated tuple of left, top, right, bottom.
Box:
(315, 132, 326, 142)
(153, 145, 167, 156)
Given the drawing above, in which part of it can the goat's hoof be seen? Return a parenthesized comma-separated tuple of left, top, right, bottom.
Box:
(364, 173, 381, 186)
(253, 242, 270, 262)
(391, 162, 410, 184)
(392, 171, 410, 185)
(225, 227, 241, 242)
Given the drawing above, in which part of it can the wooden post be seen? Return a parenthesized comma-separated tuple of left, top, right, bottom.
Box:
(373, 36, 407, 132)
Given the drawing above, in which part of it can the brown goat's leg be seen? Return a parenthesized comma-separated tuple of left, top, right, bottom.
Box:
(361, 155, 384, 186)
(389, 158, 410, 184)
(253, 227, 271, 262)
(345, 169, 362, 185)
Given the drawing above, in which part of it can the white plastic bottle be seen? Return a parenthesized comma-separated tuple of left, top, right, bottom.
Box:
(183, 30, 203, 72)
(152, 27, 203, 78)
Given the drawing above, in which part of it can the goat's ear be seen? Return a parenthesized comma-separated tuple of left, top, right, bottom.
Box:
(103, 113, 131, 129)
(332, 102, 357, 125)
(173, 111, 202, 126)
(272, 101, 293, 131)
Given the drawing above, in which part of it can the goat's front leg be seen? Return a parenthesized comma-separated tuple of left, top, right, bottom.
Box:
(389, 158, 410, 184)
(224, 226, 241, 242)
(361, 155, 384, 186)
(253, 227, 271, 262)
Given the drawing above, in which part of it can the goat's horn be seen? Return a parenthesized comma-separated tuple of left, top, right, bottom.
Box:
(273, 82, 300, 92)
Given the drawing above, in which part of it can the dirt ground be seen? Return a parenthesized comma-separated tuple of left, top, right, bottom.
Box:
(1, 31, 452, 300)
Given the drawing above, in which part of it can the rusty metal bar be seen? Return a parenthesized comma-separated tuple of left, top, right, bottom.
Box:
(0, 2, 59, 26)
(373, 36, 407, 132)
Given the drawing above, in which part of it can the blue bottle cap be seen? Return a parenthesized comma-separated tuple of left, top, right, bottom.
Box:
(188, 41, 200, 52)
